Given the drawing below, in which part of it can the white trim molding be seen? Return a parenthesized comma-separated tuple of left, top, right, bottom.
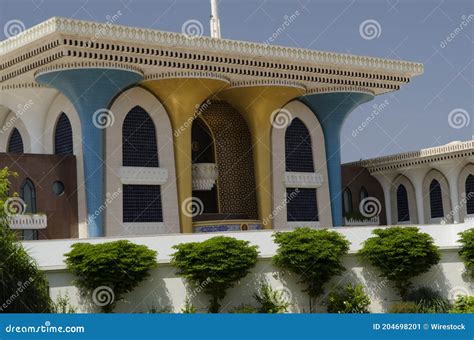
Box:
(284, 171, 323, 188)
(120, 166, 168, 185)
(9, 214, 47, 230)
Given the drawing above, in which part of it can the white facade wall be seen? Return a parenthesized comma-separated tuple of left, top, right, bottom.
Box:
(23, 223, 473, 313)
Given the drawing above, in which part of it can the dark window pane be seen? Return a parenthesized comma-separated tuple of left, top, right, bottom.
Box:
(286, 187, 318, 222)
(466, 175, 474, 215)
(429, 180, 444, 218)
(397, 184, 410, 222)
(54, 113, 73, 155)
(123, 185, 163, 222)
(8, 128, 23, 154)
(285, 118, 314, 172)
(123, 106, 159, 167)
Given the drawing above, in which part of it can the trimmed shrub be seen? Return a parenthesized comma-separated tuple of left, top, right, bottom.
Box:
(458, 228, 474, 279)
(405, 287, 450, 313)
(327, 283, 371, 313)
(358, 227, 440, 298)
(449, 295, 474, 313)
(0, 167, 52, 313)
(254, 281, 290, 313)
(171, 236, 259, 313)
(273, 227, 350, 312)
(389, 301, 419, 313)
(65, 240, 157, 312)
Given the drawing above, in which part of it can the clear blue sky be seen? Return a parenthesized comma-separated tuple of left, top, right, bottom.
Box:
(1, 0, 472, 162)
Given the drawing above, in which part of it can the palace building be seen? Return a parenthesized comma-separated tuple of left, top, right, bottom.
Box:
(0, 16, 443, 240)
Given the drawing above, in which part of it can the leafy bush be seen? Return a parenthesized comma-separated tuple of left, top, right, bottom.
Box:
(230, 305, 258, 313)
(65, 240, 157, 312)
(181, 297, 197, 314)
(449, 295, 474, 313)
(389, 301, 420, 313)
(458, 228, 474, 279)
(273, 227, 350, 312)
(52, 292, 77, 314)
(0, 167, 52, 313)
(405, 287, 450, 313)
(171, 236, 259, 313)
(327, 283, 371, 313)
(254, 282, 290, 313)
(358, 227, 440, 298)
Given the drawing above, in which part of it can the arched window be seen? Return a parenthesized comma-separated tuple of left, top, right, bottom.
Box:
(397, 184, 410, 222)
(54, 113, 73, 155)
(21, 178, 37, 240)
(285, 118, 314, 172)
(466, 174, 474, 215)
(429, 179, 444, 218)
(343, 188, 353, 214)
(359, 187, 368, 202)
(8, 128, 23, 154)
(122, 107, 162, 223)
(122, 106, 159, 167)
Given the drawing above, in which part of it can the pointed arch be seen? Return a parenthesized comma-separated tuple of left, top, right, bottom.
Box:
(122, 106, 159, 167)
(54, 112, 73, 155)
(466, 174, 474, 215)
(343, 188, 353, 214)
(397, 184, 410, 222)
(359, 186, 368, 202)
(429, 179, 444, 218)
(285, 117, 314, 172)
(8, 128, 24, 154)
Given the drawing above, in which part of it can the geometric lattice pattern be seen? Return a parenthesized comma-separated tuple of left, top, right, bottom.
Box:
(285, 118, 314, 172)
(200, 101, 258, 219)
(123, 184, 163, 223)
(286, 187, 319, 222)
(123, 106, 159, 167)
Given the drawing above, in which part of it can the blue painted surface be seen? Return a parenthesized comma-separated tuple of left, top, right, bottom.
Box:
(299, 92, 373, 226)
(36, 69, 143, 237)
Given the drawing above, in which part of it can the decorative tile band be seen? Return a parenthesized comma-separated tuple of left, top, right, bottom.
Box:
(194, 222, 263, 233)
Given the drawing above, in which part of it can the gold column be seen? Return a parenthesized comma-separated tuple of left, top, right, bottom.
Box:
(220, 81, 305, 229)
(142, 73, 229, 233)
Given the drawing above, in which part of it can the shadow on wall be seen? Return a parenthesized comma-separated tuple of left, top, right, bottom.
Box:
(115, 267, 173, 313)
(46, 250, 471, 313)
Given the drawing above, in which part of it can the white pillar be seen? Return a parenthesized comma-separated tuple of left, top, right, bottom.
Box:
(434, 162, 462, 223)
(405, 169, 428, 225)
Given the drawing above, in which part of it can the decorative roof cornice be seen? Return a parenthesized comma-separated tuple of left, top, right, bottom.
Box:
(1, 83, 49, 90)
(144, 71, 229, 82)
(347, 140, 474, 173)
(34, 61, 143, 78)
(306, 86, 375, 96)
(0, 17, 423, 77)
(228, 79, 306, 90)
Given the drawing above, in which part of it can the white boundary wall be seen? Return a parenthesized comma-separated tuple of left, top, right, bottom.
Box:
(23, 223, 474, 313)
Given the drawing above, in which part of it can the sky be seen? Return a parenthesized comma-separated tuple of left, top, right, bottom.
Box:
(0, 0, 473, 162)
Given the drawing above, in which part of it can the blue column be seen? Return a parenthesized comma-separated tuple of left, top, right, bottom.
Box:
(299, 92, 373, 226)
(36, 68, 143, 237)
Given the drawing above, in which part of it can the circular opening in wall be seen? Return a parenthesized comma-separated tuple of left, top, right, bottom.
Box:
(52, 181, 65, 196)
